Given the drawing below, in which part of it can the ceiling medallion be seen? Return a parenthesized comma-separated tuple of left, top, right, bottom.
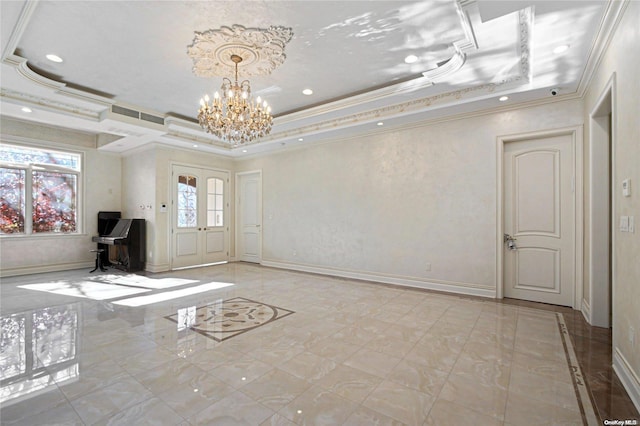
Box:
(188, 25, 293, 146)
(187, 24, 293, 78)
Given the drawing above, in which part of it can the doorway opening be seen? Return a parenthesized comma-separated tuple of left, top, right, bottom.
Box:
(588, 74, 615, 328)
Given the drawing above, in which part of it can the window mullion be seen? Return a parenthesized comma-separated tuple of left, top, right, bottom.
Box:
(25, 165, 33, 235)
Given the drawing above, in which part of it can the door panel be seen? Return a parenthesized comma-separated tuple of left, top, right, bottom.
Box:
(176, 233, 198, 257)
(504, 135, 574, 306)
(516, 248, 559, 291)
(172, 165, 229, 269)
(238, 172, 262, 263)
(244, 233, 259, 257)
(516, 151, 558, 235)
(201, 175, 227, 264)
(205, 231, 225, 253)
(173, 171, 201, 268)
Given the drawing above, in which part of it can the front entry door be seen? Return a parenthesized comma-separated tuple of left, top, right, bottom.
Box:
(237, 172, 262, 263)
(503, 134, 575, 306)
(172, 165, 229, 269)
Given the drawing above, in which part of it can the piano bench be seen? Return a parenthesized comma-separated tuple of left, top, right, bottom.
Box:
(90, 249, 107, 273)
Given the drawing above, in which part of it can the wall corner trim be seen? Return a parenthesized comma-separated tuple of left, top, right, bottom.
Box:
(581, 298, 591, 324)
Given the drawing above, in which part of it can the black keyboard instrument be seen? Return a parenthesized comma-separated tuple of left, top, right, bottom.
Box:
(92, 213, 145, 272)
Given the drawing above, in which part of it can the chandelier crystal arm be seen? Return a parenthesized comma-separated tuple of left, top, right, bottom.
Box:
(197, 53, 273, 146)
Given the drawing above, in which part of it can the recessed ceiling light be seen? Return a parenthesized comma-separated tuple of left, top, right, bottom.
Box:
(302, 89, 313, 95)
(377, 122, 384, 126)
(499, 96, 509, 102)
(298, 138, 303, 142)
(242, 149, 248, 153)
(553, 44, 569, 54)
(45, 54, 63, 63)
(193, 144, 198, 148)
(404, 54, 418, 64)
(21, 107, 32, 113)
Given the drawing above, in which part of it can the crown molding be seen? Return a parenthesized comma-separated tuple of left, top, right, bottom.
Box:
(265, 74, 526, 143)
(577, 0, 629, 97)
(1, 88, 102, 120)
(1, 0, 39, 61)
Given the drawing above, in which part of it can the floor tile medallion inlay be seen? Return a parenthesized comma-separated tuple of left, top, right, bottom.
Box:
(165, 297, 294, 341)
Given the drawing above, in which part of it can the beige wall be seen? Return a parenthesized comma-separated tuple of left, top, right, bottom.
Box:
(238, 98, 583, 295)
(0, 117, 122, 276)
(121, 146, 156, 269)
(583, 0, 640, 399)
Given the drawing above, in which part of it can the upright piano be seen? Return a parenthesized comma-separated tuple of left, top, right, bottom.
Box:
(92, 212, 146, 272)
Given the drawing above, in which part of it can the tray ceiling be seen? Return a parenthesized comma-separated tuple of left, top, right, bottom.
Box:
(0, 0, 615, 156)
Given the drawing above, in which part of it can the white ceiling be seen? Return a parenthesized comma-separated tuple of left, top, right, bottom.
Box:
(0, 1, 617, 157)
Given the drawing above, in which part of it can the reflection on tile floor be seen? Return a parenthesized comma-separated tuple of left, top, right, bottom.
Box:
(165, 297, 294, 341)
(0, 263, 637, 425)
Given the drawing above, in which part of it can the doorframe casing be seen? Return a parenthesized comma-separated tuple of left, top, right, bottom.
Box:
(495, 125, 584, 309)
(235, 170, 263, 263)
(169, 161, 232, 270)
(587, 73, 616, 328)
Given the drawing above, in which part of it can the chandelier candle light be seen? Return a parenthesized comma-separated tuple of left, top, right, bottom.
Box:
(198, 54, 272, 145)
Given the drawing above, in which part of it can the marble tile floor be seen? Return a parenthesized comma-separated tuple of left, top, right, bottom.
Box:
(0, 263, 637, 425)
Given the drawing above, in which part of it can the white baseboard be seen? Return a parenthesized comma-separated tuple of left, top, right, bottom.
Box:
(613, 347, 640, 412)
(145, 263, 171, 273)
(261, 259, 495, 298)
(581, 298, 591, 324)
(0, 261, 93, 278)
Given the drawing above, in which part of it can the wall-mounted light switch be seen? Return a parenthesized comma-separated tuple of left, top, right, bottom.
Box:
(622, 178, 631, 197)
(620, 216, 629, 232)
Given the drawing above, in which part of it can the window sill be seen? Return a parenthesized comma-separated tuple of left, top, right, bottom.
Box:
(0, 233, 89, 241)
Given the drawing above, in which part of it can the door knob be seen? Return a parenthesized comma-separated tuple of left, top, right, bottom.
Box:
(504, 233, 517, 250)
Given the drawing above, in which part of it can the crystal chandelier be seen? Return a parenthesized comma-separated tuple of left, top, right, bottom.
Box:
(197, 54, 272, 146)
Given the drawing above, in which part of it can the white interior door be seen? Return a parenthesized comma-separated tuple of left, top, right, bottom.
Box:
(503, 135, 575, 306)
(237, 172, 262, 263)
(172, 165, 229, 269)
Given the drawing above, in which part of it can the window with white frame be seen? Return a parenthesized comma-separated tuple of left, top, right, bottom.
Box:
(0, 143, 82, 235)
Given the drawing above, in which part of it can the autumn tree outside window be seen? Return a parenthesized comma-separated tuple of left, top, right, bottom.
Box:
(0, 143, 82, 236)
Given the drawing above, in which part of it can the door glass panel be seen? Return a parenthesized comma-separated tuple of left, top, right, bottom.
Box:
(207, 178, 224, 227)
(177, 175, 197, 228)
